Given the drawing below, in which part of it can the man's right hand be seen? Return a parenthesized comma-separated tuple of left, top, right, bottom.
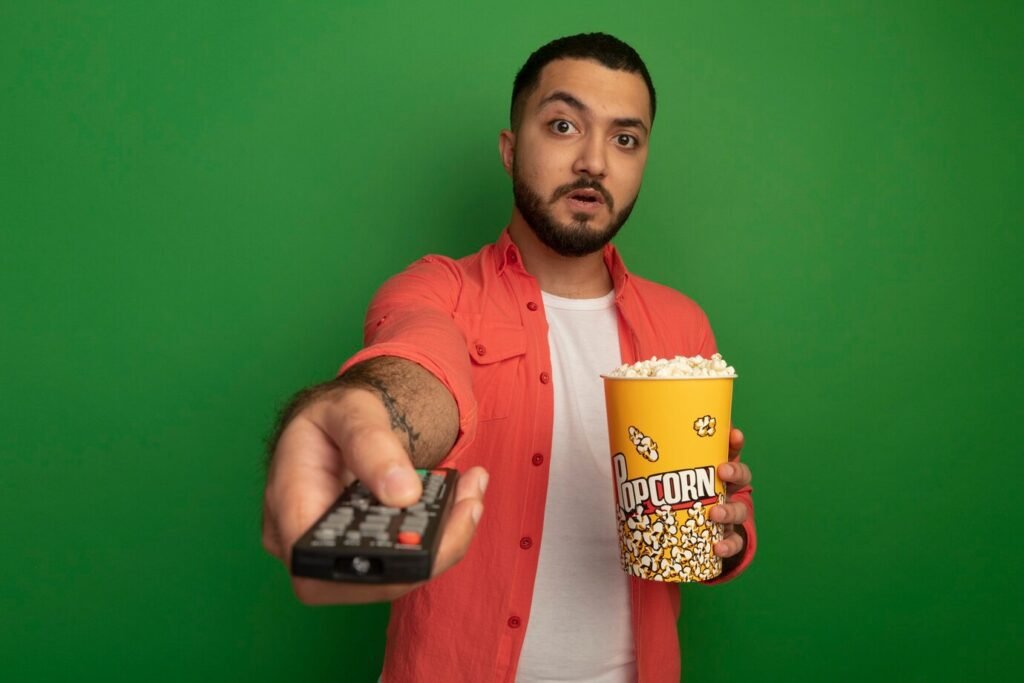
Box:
(261, 386, 487, 604)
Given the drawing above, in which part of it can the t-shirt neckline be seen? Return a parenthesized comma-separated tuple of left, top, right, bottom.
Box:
(541, 289, 616, 311)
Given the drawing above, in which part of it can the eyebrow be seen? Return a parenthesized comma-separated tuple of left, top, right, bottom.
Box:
(537, 90, 649, 135)
(611, 117, 649, 135)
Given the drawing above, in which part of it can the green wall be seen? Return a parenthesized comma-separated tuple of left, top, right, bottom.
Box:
(2, 1, 1021, 680)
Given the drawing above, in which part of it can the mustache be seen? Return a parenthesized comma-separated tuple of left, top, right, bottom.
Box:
(550, 178, 614, 210)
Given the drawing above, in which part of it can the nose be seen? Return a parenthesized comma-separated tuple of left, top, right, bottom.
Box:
(572, 135, 607, 178)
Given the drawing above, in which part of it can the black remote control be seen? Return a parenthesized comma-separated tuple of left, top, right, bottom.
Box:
(291, 468, 458, 584)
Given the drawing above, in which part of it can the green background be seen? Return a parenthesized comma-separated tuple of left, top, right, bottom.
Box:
(2, 1, 1021, 680)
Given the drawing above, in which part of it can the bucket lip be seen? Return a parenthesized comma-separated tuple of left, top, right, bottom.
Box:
(600, 374, 738, 381)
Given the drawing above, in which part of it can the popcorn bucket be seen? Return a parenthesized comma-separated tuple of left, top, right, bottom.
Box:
(602, 374, 735, 582)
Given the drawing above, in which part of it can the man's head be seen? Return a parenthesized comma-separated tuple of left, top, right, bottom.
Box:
(500, 33, 656, 257)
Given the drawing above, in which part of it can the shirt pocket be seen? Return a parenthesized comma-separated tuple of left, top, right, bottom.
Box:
(468, 323, 527, 421)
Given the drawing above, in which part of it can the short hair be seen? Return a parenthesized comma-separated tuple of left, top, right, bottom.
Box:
(510, 32, 656, 130)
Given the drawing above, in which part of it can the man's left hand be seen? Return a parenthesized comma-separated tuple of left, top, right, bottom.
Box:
(709, 427, 752, 560)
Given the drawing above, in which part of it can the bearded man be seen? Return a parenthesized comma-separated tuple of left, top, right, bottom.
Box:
(263, 32, 757, 683)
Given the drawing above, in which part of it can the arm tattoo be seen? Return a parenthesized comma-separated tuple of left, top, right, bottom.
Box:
(356, 377, 421, 457)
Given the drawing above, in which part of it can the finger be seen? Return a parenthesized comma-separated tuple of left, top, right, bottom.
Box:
(316, 389, 423, 508)
(714, 530, 745, 558)
(728, 427, 744, 461)
(718, 461, 752, 487)
(431, 468, 489, 577)
(453, 466, 489, 505)
(339, 425, 422, 508)
(709, 501, 748, 525)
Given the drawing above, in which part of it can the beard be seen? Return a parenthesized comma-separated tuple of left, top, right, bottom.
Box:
(512, 169, 638, 257)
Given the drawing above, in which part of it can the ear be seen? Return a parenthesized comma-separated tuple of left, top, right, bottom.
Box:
(498, 129, 515, 178)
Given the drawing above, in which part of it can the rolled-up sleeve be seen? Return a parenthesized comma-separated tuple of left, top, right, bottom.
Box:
(338, 255, 478, 455)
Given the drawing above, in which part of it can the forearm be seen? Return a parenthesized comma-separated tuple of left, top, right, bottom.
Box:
(267, 356, 459, 471)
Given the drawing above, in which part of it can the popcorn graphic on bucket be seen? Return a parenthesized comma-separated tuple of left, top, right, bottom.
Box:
(603, 354, 737, 582)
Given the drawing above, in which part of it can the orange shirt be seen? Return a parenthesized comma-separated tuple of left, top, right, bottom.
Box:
(340, 229, 757, 682)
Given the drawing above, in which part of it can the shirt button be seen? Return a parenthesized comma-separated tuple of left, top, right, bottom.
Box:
(519, 537, 533, 550)
(508, 616, 522, 629)
(526, 301, 538, 311)
(531, 453, 544, 466)
(539, 372, 550, 384)
(474, 343, 487, 356)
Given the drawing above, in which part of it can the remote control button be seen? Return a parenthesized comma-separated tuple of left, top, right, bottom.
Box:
(314, 529, 337, 542)
(358, 523, 386, 534)
(364, 514, 392, 525)
(375, 532, 392, 545)
(326, 513, 352, 523)
(397, 531, 422, 545)
(321, 520, 350, 532)
(325, 515, 353, 526)
(345, 531, 362, 544)
(369, 506, 399, 516)
(407, 502, 426, 513)
(401, 514, 427, 524)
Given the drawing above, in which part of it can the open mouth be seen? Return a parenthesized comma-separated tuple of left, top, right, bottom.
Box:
(566, 189, 604, 205)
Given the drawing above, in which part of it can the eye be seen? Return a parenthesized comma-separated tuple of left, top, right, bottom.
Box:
(549, 119, 579, 135)
(615, 134, 639, 149)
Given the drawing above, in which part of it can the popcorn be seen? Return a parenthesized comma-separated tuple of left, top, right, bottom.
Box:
(628, 425, 659, 462)
(693, 415, 717, 437)
(607, 354, 737, 379)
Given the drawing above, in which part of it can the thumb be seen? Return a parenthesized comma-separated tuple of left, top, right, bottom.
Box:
(431, 467, 489, 577)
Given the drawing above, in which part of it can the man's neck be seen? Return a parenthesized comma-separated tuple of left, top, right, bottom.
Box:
(507, 212, 614, 299)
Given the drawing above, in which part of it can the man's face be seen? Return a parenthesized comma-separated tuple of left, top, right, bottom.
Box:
(505, 58, 652, 256)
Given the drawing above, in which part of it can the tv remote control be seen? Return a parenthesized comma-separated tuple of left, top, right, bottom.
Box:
(291, 468, 458, 583)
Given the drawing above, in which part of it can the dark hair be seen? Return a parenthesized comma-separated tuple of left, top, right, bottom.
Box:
(510, 32, 656, 130)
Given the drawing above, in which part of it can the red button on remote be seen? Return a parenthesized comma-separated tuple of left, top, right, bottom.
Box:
(398, 531, 422, 545)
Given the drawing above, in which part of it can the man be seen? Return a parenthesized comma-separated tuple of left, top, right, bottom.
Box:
(263, 33, 756, 682)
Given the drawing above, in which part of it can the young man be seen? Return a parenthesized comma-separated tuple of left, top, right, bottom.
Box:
(263, 33, 756, 682)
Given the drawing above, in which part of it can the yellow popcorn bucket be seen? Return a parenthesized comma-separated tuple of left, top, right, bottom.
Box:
(602, 375, 735, 582)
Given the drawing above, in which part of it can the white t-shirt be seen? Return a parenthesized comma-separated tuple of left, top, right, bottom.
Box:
(515, 290, 636, 682)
